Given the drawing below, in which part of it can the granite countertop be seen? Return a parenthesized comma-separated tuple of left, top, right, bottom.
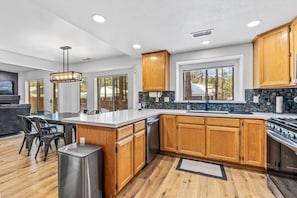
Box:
(62, 109, 297, 128)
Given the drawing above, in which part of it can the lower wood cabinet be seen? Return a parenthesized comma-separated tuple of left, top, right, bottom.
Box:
(160, 115, 177, 152)
(206, 126, 240, 163)
(133, 129, 146, 175)
(116, 135, 133, 192)
(177, 123, 205, 157)
(160, 116, 266, 169)
(241, 119, 266, 168)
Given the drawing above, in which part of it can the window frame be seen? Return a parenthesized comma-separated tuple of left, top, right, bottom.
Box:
(176, 55, 244, 102)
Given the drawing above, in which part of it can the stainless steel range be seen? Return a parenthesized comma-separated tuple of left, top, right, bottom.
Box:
(266, 118, 297, 198)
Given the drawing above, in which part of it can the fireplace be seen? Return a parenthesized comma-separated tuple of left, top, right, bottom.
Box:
(0, 95, 20, 104)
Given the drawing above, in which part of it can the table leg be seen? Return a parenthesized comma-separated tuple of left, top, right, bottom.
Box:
(63, 124, 76, 144)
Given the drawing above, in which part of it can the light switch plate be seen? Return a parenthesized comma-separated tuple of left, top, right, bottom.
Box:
(164, 97, 170, 102)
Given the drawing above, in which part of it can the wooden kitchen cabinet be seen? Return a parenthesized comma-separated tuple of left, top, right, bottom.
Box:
(241, 119, 266, 168)
(133, 121, 146, 175)
(116, 124, 134, 192)
(206, 117, 240, 163)
(290, 17, 297, 85)
(177, 116, 206, 157)
(253, 24, 291, 88)
(142, 50, 170, 91)
(160, 115, 177, 152)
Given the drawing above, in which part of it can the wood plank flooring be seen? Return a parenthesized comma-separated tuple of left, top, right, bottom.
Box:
(0, 134, 275, 198)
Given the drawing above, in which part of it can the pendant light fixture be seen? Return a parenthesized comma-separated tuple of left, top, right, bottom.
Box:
(50, 46, 82, 83)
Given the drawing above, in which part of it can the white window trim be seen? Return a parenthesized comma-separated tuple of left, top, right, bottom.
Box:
(175, 55, 244, 102)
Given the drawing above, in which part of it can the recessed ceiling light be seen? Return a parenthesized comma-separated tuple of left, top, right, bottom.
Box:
(93, 15, 105, 23)
(133, 44, 141, 49)
(202, 40, 210, 45)
(247, 20, 261, 27)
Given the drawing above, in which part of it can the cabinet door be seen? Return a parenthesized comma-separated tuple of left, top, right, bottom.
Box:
(259, 25, 290, 87)
(116, 136, 133, 192)
(241, 119, 266, 168)
(142, 50, 170, 91)
(290, 18, 297, 85)
(133, 130, 146, 175)
(206, 126, 240, 163)
(177, 123, 205, 157)
(160, 115, 177, 152)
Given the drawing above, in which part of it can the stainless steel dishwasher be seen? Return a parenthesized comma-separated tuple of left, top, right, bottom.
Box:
(146, 115, 160, 164)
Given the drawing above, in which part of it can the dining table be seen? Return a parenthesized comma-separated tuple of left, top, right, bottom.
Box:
(29, 112, 80, 145)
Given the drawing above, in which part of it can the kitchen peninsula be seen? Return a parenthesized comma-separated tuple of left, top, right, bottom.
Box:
(63, 109, 296, 197)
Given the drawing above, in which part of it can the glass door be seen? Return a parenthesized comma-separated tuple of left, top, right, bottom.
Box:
(97, 75, 128, 112)
(53, 82, 59, 113)
(28, 80, 44, 114)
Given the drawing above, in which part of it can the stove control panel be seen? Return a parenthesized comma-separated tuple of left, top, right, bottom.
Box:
(266, 121, 297, 143)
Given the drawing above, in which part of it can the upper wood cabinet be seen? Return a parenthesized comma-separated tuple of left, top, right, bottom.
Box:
(290, 17, 297, 85)
(253, 24, 291, 88)
(142, 50, 170, 91)
(240, 119, 266, 168)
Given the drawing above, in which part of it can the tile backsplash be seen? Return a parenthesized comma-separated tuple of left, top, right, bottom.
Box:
(139, 88, 297, 113)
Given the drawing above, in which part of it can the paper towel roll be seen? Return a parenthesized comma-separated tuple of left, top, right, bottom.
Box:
(276, 96, 283, 114)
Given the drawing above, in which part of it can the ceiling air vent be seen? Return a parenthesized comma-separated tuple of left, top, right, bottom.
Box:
(191, 29, 213, 38)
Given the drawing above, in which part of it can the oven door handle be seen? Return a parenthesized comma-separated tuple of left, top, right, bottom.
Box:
(267, 130, 297, 155)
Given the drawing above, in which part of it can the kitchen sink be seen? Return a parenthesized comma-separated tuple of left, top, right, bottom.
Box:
(228, 111, 253, 114)
(187, 110, 229, 114)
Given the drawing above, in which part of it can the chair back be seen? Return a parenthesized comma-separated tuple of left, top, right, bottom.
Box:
(88, 110, 100, 115)
(37, 110, 52, 116)
(17, 115, 38, 135)
(33, 117, 51, 135)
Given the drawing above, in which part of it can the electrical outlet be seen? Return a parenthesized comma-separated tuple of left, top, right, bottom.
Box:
(253, 95, 259, 103)
(80, 137, 85, 144)
(164, 97, 170, 102)
(149, 92, 157, 97)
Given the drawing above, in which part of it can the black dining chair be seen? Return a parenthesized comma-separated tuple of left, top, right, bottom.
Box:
(33, 117, 66, 161)
(37, 110, 52, 115)
(18, 115, 39, 156)
(88, 109, 101, 115)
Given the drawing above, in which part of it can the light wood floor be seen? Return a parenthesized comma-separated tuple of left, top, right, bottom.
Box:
(0, 134, 275, 198)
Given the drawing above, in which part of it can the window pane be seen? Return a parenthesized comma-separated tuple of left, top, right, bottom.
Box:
(114, 75, 128, 111)
(97, 77, 113, 111)
(183, 69, 206, 100)
(183, 66, 233, 101)
(97, 75, 128, 112)
(80, 78, 87, 111)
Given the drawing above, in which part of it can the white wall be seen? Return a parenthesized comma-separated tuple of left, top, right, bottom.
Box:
(18, 70, 53, 111)
(17, 43, 253, 111)
(18, 55, 142, 112)
(170, 43, 253, 91)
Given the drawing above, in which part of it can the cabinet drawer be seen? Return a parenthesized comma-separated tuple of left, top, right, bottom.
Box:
(177, 116, 204, 125)
(134, 120, 146, 132)
(207, 117, 240, 127)
(117, 124, 133, 140)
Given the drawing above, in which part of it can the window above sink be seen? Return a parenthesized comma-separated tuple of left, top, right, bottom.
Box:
(175, 55, 245, 103)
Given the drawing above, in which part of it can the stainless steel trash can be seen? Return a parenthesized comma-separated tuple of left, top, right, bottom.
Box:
(58, 143, 103, 198)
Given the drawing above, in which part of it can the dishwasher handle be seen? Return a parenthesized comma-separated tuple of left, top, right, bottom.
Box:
(147, 118, 159, 125)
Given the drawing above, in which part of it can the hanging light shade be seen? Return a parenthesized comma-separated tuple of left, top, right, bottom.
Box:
(50, 46, 82, 83)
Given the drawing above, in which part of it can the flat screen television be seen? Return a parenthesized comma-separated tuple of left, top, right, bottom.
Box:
(0, 80, 14, 95)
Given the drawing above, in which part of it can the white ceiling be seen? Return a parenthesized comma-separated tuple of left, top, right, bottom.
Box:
(1, 0, 297, 73)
